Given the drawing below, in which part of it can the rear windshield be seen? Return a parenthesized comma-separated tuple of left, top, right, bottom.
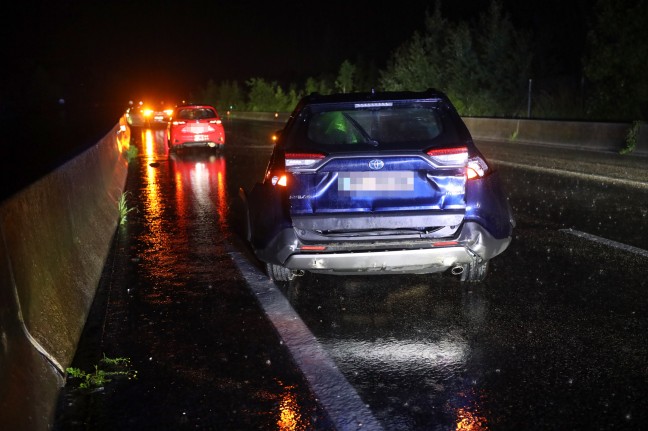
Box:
(284, 101, 461, 151)
(176, 108, 217, 120)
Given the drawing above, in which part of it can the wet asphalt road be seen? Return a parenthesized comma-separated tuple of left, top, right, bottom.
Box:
(55, 119, 648, 430)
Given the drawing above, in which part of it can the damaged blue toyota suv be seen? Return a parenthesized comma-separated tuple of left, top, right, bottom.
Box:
(240, 89, 515, 283)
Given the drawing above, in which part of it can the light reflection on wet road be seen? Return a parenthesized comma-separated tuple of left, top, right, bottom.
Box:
(57, 120, 648, 430)
(54, 123, 334, 430)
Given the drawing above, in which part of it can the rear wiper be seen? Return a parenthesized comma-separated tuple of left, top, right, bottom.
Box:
(343, 113, 379, 146)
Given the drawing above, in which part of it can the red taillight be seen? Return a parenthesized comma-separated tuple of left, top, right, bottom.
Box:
(467, 166, 480, 179)
(172, 120, 186, 126)
(270, 174, 288, 186)
(209, 119, 222, 125)
(426, 147, 468, 165)
(285, 152, 326, 168)
(466, 157, 489, 180)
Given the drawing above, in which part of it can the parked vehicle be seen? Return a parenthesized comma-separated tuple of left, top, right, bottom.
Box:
(166, 104, 225, 151)
(145, 102, 174, 128)
(240, 89, 515, 283)
(125, 105, 146, 127)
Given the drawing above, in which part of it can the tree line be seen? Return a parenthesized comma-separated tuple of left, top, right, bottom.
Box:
(195, 0, 647, 122)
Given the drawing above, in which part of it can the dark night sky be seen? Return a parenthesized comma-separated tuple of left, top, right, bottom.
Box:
(2, 0, 591, 113)
(0, 0, 593, 197)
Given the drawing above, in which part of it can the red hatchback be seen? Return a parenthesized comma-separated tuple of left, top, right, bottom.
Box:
(167, 105, 225, 151)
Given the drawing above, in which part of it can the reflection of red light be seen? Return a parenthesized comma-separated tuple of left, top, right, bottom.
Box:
(456, 407, 489, 430)
(454, 388, 490, 431)
(169, 155, 228, 225)
(277, 387, 302, 431)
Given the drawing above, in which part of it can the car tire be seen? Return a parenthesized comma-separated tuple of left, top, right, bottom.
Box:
(266, 262, 295, 282)
(460, 260, 489, 283)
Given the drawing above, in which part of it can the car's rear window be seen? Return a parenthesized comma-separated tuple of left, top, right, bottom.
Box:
(305, 105, 442, 146)
(177, 108, 217, 120)
(281, 101, 463, 153)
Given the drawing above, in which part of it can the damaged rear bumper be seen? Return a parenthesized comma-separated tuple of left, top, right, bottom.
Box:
(256, 221, 511, 275)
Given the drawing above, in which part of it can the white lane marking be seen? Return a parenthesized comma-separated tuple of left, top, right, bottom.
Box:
(559, 228, 648, 258)
(491, 159, 648, 189)
(228, 251, 384, 431)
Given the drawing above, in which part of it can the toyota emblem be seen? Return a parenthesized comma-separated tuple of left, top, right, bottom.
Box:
(368, 159, 384, 170)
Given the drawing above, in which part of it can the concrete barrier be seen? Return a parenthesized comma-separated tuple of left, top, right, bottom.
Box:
(230, 111, 648, 156)
(462, 117, 634, 153)
(227, 111, 290, 123)
(0, 118, 130, 430)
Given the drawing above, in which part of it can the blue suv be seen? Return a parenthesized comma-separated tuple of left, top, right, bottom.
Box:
(240, 90, 515, 283)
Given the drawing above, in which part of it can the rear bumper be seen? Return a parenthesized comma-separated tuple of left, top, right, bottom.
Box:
(171, 141, 222, 149)
(286, 247, 475, 275)
(258, 221, 511, 275)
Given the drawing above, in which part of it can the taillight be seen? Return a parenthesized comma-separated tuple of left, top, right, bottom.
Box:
(426, 147, 468, 165)
(285, 152, 326, 169)
(269, 152, 326, 187)
(426, 147, 489, 179)
(271, 175, 288, 186)
(466, 156, 489, 179)
(209, 119, 222, 125)
(172, 120, 186, 126)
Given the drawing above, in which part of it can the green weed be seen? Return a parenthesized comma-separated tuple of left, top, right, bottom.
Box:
(66, 354, 137, 390)
(621, 121, 642, 155)
(123, 145, 139, 162)
(117, 192, 136, 225)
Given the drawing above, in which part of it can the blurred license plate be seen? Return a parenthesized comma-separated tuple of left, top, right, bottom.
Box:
(338, 171, 414, 191)
(194, 134, 208, 141)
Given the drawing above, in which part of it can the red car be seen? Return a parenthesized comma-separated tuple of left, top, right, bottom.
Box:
(166, 104, 225, 151)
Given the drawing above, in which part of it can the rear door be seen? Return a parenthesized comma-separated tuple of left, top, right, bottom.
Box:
(286, 104, 468, 220)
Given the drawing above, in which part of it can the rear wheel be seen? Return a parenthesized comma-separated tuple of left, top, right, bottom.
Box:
(266, 262, 295, 282)
(460, 260, 489, 283)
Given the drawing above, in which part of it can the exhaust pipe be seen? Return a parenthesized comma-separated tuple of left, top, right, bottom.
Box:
(451, 265, 464, 275)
